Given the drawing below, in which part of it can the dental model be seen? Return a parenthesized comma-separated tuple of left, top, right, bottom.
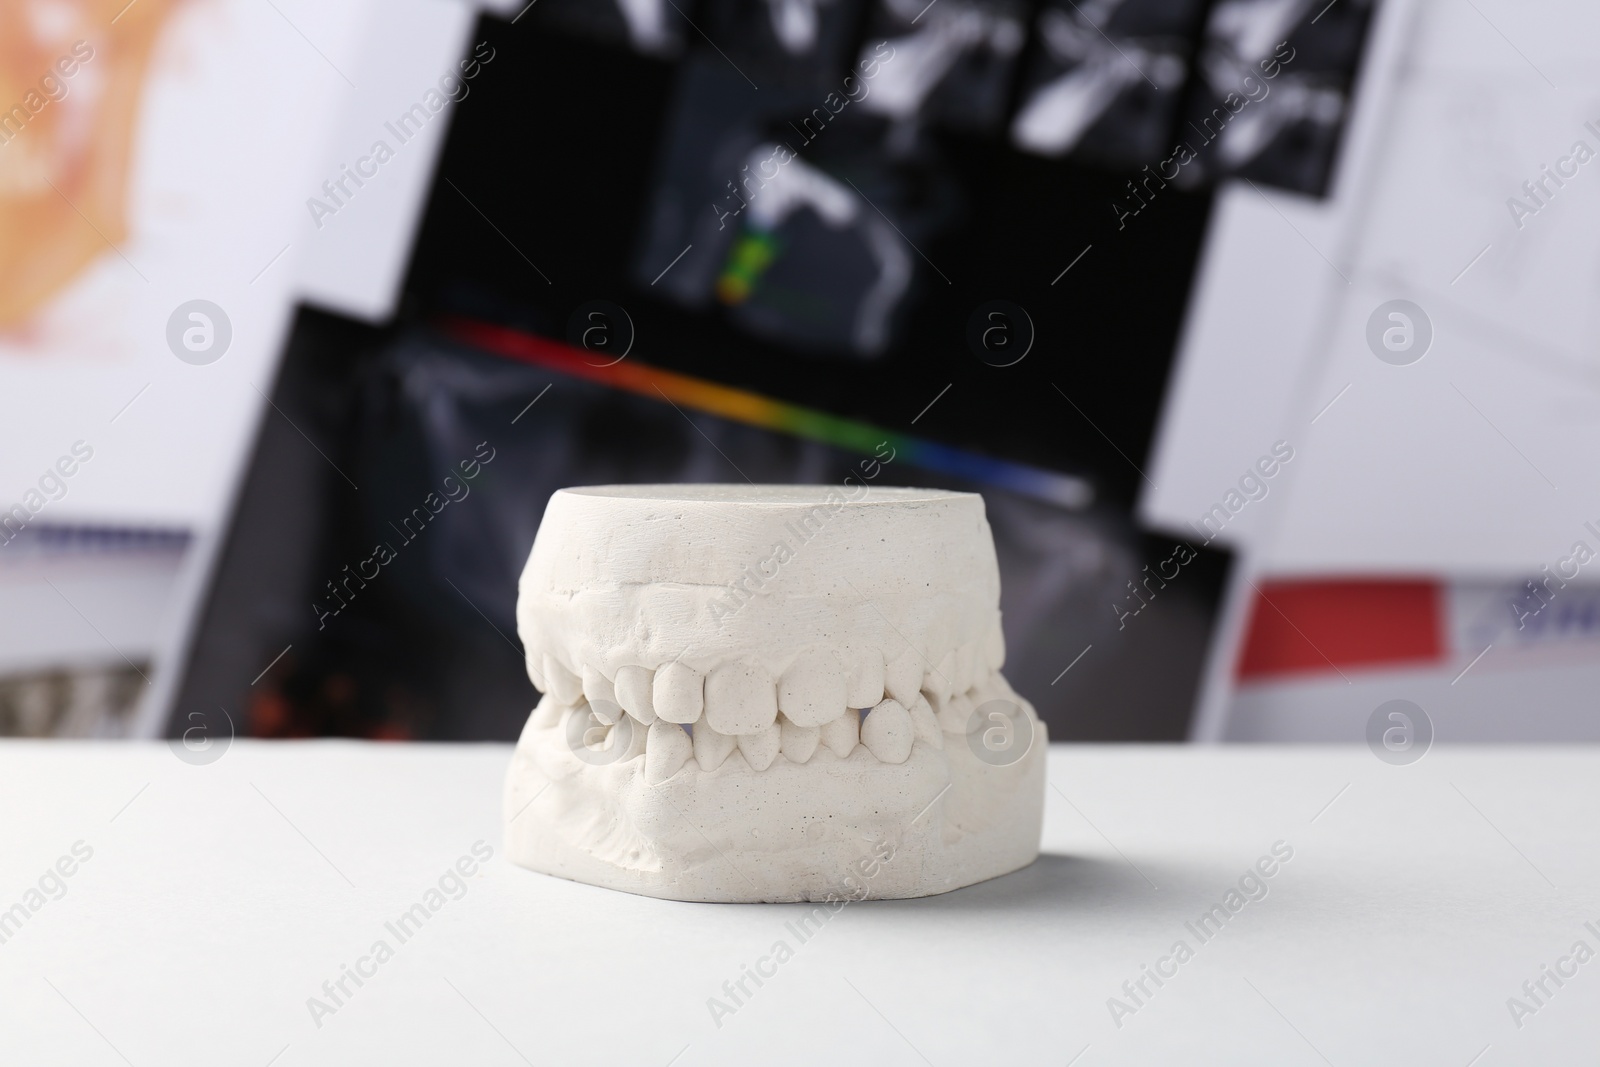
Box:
(503, 485, 1046, 902)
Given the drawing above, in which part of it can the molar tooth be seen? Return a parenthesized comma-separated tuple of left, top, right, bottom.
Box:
(861, 699, 913, 764)
(884, 648, 923, 706)
(544, 656, 583, 704)
(779, 716, 820, 764)
(738, 723, 781, 771)
(693, 720, 737, 771)
(819, 710, 859, 759)
(778, 649, 845, 728)
(614, 665, 657, 724)
(846, 652, 886, 710)
(907, 695, 942, 749)
(983, 624, 1006, 671)
(644, 721, 693, 784)
(653, 662, 704, 724)
(706, 661, 778, 735)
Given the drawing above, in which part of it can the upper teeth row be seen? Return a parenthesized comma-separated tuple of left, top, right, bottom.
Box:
(536, 631, 1004, 735)
(565, 674, 1020, 782)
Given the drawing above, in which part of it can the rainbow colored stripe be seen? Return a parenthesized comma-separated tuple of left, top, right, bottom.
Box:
(445, 317, 1093, 509)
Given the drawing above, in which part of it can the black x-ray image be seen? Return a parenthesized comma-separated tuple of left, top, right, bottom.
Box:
(1178, 0, 1377, 195)
(704, 0, 866, 89)
(1010, 0, 1207, 169)
(632, 58, 955, 359)
(854, 0, 1028, 134)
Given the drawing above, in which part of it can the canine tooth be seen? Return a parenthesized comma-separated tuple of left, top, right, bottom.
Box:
(861, 699, 913, 764)
(544, 656, 583, 704)
(590, 699, 623, 725)
(653, 662, 704, 724)
(819, 710, 859, 758)
(693, 720, 737, 771)
(526, 654, 547, 691)
(778, 649, 845, 727)
(884, 648, 923, 706)
(907, 694, 942, 749)
(706, 662, 779, 735)
(644, 721, 692, 784)
(582, 665, 616, 706)
(738, 723, 781, 771)
(846, 652, 886, 709)
(614, 665, 657, 724)
(983, 625, 1005, 670)
(780, 717, 820, 764)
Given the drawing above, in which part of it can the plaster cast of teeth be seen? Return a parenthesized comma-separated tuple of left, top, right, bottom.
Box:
(861, 699, 913, 764)
(545, 656, 583, 704)
(954, 642, 979, 694)
(504, 485, 1046, 902)
(589, 699, 624, 726)
(737, 723, 782, 771)
(884, 648, 924, 706)
(706, 662, 778, 735)
(846, 653, 887, 710)
(614, 665, 656, 724)
(778, 648, 846, 727)
(694, 719, 737, 771)
(653, 661, 703, 724)
(929, 650, 957, 701)
(581, 665, 616, 710)
(984, 625, 1005, 671)
(644, 721, 692, 785)
(819, 710, 860, 758)
(907, 694, 942, 750)
(779, 717, 820, 763)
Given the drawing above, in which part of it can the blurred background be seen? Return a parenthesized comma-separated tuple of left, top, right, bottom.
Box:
(2, 0, 1595, 747)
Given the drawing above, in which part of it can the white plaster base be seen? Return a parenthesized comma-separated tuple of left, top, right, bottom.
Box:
(503, 695, 1047, 903)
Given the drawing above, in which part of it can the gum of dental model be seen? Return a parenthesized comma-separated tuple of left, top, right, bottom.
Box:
(504, 485, 1047, 902)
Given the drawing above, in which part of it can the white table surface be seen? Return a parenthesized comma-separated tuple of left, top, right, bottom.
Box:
(0, 741, 1592, 1066)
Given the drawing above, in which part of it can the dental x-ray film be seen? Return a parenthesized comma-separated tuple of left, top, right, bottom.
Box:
(854, 0, 1028, 133)
(1009, 0, 1207, 169)
(632, 56, 950, 359)
(1176, 0, 1376, 194)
